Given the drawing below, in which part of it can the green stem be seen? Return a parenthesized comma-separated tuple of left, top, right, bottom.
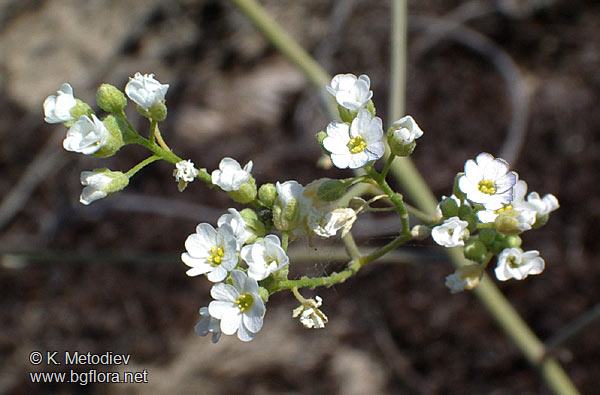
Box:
(125, 155, 161, 178)
(149, 119, 157, 145)
(368, 167, 410, 235)
(381, 153, 396, 180)
(276, 233, 411, 291)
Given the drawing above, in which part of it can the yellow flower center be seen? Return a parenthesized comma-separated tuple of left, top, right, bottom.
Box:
(347, 136, 367, 154)
(478, 179, 496, 195)
(207, 246, 225, 266)
(235, 293, 254, 312)
(508, 256, 521, 268)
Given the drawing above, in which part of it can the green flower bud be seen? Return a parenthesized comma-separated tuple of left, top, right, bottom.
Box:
(494, 210, 531, 235)
(258, 183, 277, 208)
(273, 196, 299, 232)
(228, 176, 257, 204)
(505, 235, 522, 248)
(464, 239, 488, 262)
(92, 115, 125, 158)
(410, 225, 430, 240)
(66, 99, 94, 128)
(317, 179, 347, 202)
(439, 197, 459, 218)
(478, 228, 497, 247)
(457, 204, 473, 219)
(386, 115, 423, 157)
(96, 84, 126, 113)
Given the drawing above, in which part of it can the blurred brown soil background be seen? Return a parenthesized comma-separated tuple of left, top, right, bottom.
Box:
(1, 0, 599, 394)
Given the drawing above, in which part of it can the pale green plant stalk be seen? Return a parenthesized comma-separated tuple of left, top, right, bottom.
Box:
(229, 0, 580, 393)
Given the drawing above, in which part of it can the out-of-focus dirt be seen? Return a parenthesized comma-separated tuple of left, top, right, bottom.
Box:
(1, 0, 599, 394)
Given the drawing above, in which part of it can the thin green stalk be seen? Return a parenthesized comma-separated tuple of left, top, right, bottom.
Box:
(275, 233, 410, 291)
(230, 1, 579, 393)
(125, 155, 161, 178)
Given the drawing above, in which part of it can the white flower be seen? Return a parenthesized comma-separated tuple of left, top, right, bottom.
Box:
(495, 248, 545, 281)
(208, 270, 265, 342)
(431, 217, 469, 247)
(326, 73, 373, 111)
(79, 171, 109, 205)
(458, 153, 517, 210)
(211, 157, 253, 192)
(218, 208, 253, 250)
(307, 208, 357, 238)
(194, 307, 222, 344)
(241, 235, 289, 281)
(445, 265, 483, 294)
(125, 72, 169, 111)
(323, 109, 385, 169)
(173, 160, 198, 183)
(43, 83, 77, 124)
(389, 115, 424, 145)
(292, 296, 328, 329)
(526, 192, 559, 218)
(79, 169, 128, 205)
(63, 114, 109, 155)
(479, 180, 558, 228)
(173, 160, 198, 192)
(181, 223, 238, 282)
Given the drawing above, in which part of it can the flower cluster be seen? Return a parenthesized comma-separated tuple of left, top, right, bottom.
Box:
(181, 156, 365, 342)
(44, 70, 559, 344)
(42, 73, 201, 204)
(321, 73, 424, 169)
(433, 152, 559, 293)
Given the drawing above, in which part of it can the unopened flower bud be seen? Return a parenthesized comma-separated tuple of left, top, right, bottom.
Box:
(387, 115, 423, 157)
(273, 197, 299, 232)
(445, 265, 484, 293)
(478, 228, 497, 247)
(439, 197, 459, 218)
(464, 239, 488, 262)
(494, 210, 535, 235)
(505, 234, 522, 248)
(96, 84, 126, 113)
(317, 179, 346, 202)
(258, 183, 277, 208)
(411, 225, 430, 240)
(79, 168, 129, 205)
